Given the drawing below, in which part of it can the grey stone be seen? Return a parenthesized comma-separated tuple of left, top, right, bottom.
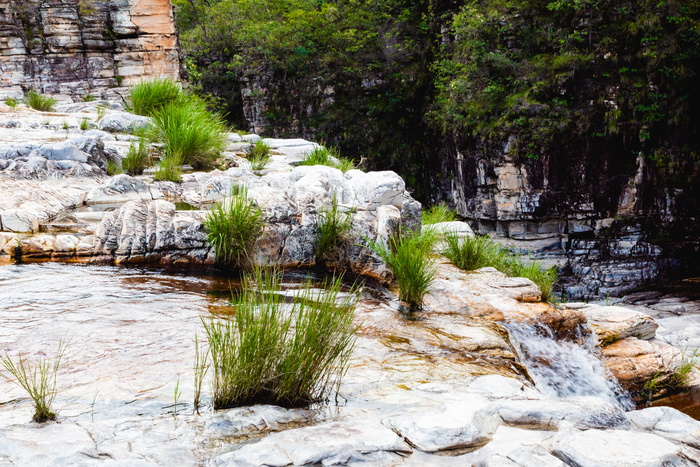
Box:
(98, 112, 151, 133)
(628, 406, 700, 449)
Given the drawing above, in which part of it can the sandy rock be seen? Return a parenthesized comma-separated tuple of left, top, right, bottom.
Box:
(578, 304, 659, 344)
(0, 232, 20, 255)
(21, 234, 56, 256)
(552, 429, 685, 467)
(601, 337, 676, 393)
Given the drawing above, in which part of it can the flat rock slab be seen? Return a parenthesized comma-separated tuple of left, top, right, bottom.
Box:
(552, 429, 685, 467)
(629, 406, 700, 449)
(577, 304, 659, 344)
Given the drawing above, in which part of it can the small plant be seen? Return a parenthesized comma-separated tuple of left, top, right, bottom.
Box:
(129, 78, 183, 117)
(154, 153, 183, 182)
(315, 195, 353, 263)
(203, 268, 359, 408)
(82, 93, 97, 102)
(122, 136, 150, 175)
(115, 75, 124, 86)
(148, 96, 228, 170)
(96, 104, 107, 121)
(423, 203, 458, 225)
(173, 375, 182, 415)
(203, 186, 264, 269)
(247, 140, 271, 170)
(62, 120, 69, 130)
(668, 349, 699, 389)
(79, 117, 90, 131)
(23, 90, 57, 112)
(193, 334, 208, 414)
(504, 258, 558, 302)
(5, 97, 18, 110)
(0, 340, 66, 423)
(300, 146, 355, 172)
(367, 228, 439, 309)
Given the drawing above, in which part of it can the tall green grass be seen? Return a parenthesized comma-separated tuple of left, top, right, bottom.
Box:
(203, 268, 359, 408)
(422, 203, 458, 225)
(247, 140, 271, 170)
(300, 146, 356, 172)
(130, 78, 183, 116)
(443, 232, 558, 301)
(315, 196, 353, 263)
(1, 341, 66, 422)
(122, 135, 150, 175)
(23, 90, 56, 112)
(154, 153, 183, 182)
(203, 187, 263, 269)
(148, 96, 228, 170)
(368, 229, 438, 309)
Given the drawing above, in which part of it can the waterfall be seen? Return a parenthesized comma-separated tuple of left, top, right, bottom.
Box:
(507, 322, 634, 411)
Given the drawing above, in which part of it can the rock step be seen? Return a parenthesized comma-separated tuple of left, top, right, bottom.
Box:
(73, 211, 107, 222)
(39, 222, 92, 234)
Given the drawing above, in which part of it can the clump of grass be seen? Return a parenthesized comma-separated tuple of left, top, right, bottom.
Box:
(148, 96, 228, 170)
(247, 140, 271, 170)
(154, 153, 183, 182)
(300, 146, 356, 172)
(443, 233, 558, 301)
(79, 117, 90, 131)
(368, 228, 438, 309)
(203, 268, 359, 408)
(203, 186, 263, 269)
(122, 135, 150, 175)
(0, 341, 66, 423)
(106, 158, 123, 175)
(423, 203, 458, 225)
(96, 104, 107, 121)
(23, 90, 57, 112)
(668, 349, 699, 389)
(62, 120, 70, 130)
(193, 334, 208, 414)
(83, 93, 97, 102)
(5, 97, 18, 110)
(130, 78, 183, 117)
(315, 195, 353, 263)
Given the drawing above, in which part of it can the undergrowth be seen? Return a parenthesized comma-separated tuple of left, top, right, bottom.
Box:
(315, 195, 353, 263)
(247, 140, 271, 170)
(23, 90, 56, 112)
(300, 146, 355, 172)
(130, 78, 184, 117)
(422, 203, 458, 225)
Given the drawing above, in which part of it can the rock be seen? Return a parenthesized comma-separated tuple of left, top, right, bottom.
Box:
(601, 337, 676, 393)
(1, 209, 41, 233)
(53, 234, 80, 254)
(86, 174, 162, 204)
(209, 419, 411, 466)
(98, 112, 151, 133)
(423, 221, 475, 238)
(0, 232, 20, 255)
(629, 406, 700, 449)
(205, 405, 315, 437)
(577, 304, 659, 344)
(42, 140, 89, 163)
(552, 429, 685, 467)
(0, 422, 100, 466)
(346, 170, 406, 208)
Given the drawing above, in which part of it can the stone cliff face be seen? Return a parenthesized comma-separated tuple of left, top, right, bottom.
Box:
(0, 0, 179, 99)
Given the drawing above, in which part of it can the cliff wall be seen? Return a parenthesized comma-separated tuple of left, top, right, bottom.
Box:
(0, 0, 179, 99)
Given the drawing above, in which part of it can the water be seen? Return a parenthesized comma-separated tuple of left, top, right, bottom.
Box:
(507, 322, 635, 411)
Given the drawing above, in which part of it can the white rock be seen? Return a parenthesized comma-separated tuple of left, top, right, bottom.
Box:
(86, 174, 160, 204)
(97, 112, 151, 133)
(628, 406, 700, 449)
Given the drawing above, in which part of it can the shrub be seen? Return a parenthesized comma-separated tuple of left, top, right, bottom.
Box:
(423, 203, 458, 225)
(122, 136, 150, 175)
(23, 90, 57, 112)
(443, 233, 558, 301)
(368, 228, 438, 309)
(300, 146, 356, 172)
(0, 340, 66, 422)
(315, 195, 353, 263)
(203, 186, 263, 269)
(247, 140, 271, 170)
(129, 78, 183, 117)
(148, 96, 228, 170)
(5, 97, 18, 110)
(203, 268, 359, 408)
(154, 153, 183, 182)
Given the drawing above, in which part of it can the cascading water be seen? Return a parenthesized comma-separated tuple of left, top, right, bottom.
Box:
(507, 322, 635, 411)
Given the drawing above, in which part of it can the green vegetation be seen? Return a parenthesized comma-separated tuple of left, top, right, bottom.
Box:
(203, 186, 263, 269)
(122, 136, 150, 175)
(148, 95, 228, 170)
(61, 120, 69, 130)
(300, 147, 355, 172)
(368, 229, 438, 309)
(23, 90, 56, 112)
(203, 268, 359, 408)
(79, 117, 90, 131)
(154, 153, 183, 182)
(443, 233, 558, 301)
(106, 158, 122, 176)
(193, 334, 208, 413)
(422, 203, 458, 225)
(247, 140, 271, 171)
(0, 341, 66, 423)
(82, 94, 97, 102)
(130, 78, 184, 117)
(5, 98, 18, 110)
(315, 196, 353, 263)
(668, 349, 699, 389)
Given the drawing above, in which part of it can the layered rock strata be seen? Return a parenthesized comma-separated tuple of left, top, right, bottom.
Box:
(0, 0, 179, 100)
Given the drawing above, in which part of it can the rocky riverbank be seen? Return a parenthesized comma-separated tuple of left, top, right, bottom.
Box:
(2, 100, 700, 465)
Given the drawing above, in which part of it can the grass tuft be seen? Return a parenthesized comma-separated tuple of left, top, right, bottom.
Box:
(368, 228, 438, 309)
(0, 340, 66, 423)
(203, 186, 263, 269)
(203, 268, 359, 408)
(247, 140, 271, 170)
(23, 90, 57, 112)
(148, 95, 228, 170)
(129, 78, 183, 117)
(83, 94, 97, 102)
(79, 117, 90, 131)
(106, 158, 123, 176)
(315, 195, 353, 263)
(422, 203, 458, 225)
(300, 146, 356, 172)
(443, 233, 558, 301)
(5, 97, 18, 110)
(122, 135, 150, 175)
(154, 153, 183, 182)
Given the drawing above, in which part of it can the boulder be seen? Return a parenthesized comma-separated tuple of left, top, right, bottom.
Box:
(97, 112, 151, 133)
(601, 337, 676, 393)
(628, 406, 700, 449)
(86, 174, 163, 204)
(578, 304, 659, 345)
